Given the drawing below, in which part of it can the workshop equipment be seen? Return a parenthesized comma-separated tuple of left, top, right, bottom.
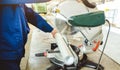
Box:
(54, 0, 104, 53)
(35, 11, 105, 70)
(35, 32, 104, 70)
(35, 0, 110, 70)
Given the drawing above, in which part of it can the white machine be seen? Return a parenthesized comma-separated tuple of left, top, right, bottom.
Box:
(54, 0, 103, 53)
(35, 0, 110, 70)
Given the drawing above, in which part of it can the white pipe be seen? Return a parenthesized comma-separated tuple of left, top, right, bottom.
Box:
(55, 33, 74, 65)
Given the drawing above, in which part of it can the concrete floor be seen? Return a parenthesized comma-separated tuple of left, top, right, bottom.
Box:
(20, 24, 120, 70)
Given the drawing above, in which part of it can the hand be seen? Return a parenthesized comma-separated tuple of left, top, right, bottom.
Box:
(51, 28, 57, 38)
(77, 0, 82, 2)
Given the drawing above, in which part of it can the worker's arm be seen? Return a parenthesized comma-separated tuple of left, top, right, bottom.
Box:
(24, 5, 53, 33)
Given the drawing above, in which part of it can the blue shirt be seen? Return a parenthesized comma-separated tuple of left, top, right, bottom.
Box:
(0, 4, 53, 60)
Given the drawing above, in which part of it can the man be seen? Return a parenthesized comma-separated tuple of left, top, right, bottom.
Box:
(0, 4, 57, 70)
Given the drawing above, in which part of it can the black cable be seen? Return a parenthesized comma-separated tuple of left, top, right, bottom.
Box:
(96, 19, 111, 70)
(81, 0, 96, 8)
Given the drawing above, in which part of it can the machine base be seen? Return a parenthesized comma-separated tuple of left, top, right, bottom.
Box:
(47, 43, 104, 70)
(47, 54, 104, 70)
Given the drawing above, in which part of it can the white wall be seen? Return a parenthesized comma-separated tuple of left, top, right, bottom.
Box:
(97, 0, 120, 27)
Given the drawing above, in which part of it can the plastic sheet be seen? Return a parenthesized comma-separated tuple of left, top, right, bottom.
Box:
(55, 33, 74, 65)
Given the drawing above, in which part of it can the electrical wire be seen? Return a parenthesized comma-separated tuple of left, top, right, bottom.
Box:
(96, 19, 111, 70)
